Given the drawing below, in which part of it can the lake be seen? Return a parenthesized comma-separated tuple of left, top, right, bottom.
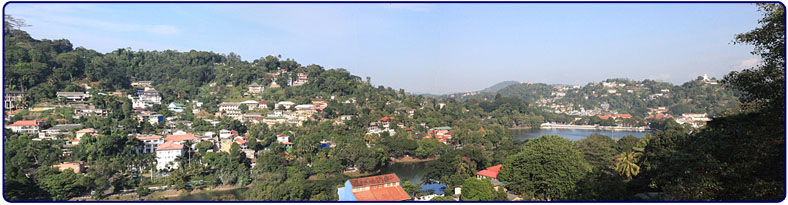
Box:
(380, 161, 432, 184)
(511, 128, 651, 141)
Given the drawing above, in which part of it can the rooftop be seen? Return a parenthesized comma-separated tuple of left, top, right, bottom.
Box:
(352, 186, 411, 201)
(349, 173, 401, 187)
(45, 124, 83, 131)
(346, 174, 411, 201)
(156, 141, 184, 151)
(165, 133, 198, 142)
(136, 134, 163, 140)
(8, 120, 42, 127)
(475, 164, 503, 179)
(431, 126, 452, 131)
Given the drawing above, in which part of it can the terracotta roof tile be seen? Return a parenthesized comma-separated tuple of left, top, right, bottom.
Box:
(156, 141, 183, 151)
(352, 186, 411, 201)
(476, 164, 503, 178)
(165, 133, 197, 142)
(350, 173, 401, 187)
(8, 120, 42, 127)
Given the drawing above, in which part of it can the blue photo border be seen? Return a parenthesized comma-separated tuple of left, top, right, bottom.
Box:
(1, 0, 785, 203)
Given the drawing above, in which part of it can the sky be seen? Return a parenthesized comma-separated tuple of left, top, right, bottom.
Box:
(5, 3, 764, 94)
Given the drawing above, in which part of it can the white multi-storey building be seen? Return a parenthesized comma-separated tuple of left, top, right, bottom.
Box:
(156, 141, 184, 170)
(140, 88, 162, 104)
(136, 134, 164, 154)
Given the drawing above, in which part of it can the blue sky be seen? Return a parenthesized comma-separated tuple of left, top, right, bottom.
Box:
(5, 3, 763, 94)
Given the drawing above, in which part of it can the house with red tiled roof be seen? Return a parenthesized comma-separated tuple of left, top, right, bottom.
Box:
(598, 114, 632, 120)
(475, 164, 506, 192)
(156, 141, 184, 170)
(7, 120, 43, 134)
(275, 134, 290, 144)
(165, 133, 198, 143)
(423, 134, 451, 144)
(337, 174, 411, 201)
(647, 113, 673, 120)
(615, 114, 632, 118)
(234, 137, 248, 150)
(476, 164, 502, 179)
(597, 114, 613, 120)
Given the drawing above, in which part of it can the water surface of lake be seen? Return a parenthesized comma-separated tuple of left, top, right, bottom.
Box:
(512, 128, 651, 141)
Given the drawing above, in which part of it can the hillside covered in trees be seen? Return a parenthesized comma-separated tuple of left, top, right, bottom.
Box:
(3, 3, 784, 202)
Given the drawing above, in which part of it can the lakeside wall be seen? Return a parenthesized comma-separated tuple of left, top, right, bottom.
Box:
(539, 123, 649, 132)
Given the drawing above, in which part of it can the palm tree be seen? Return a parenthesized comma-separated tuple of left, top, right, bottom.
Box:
(455, 156, 470, 176)
(615, 152, 640, 179)
(182, 140, 195, 166)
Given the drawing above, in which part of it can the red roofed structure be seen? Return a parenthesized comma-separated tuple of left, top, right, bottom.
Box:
(599, 114, 632, 120)
(156, 141, 184, 151)
(348, 174, 411, 201)
(7, 120, 44, 134)
(615, 114, 632, 118)
(378, 116, 394, 122)
(8, 120, 43, 127)
(476, 164, 503, 179)
(165, 133, 198, 142)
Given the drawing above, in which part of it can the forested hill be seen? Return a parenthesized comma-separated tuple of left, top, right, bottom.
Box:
(3, 20, 572, 128)
(3, 24, 363, 105)
(442, 78, 739, 118)
(480, 80, 520, 93)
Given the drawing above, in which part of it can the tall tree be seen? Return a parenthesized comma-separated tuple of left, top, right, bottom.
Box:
(614, 152, 640, 179)
(460, 177, 507, 201)
(498, 135, 591, 200)
(640, 4, 785, 201)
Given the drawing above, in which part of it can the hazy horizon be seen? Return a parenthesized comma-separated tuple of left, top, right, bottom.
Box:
(6, 3, 763, 94)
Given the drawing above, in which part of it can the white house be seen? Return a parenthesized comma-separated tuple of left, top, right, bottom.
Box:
(292, 73, 308, 86)
(168, 102, 185, 113)
(7, 120, 43, 134)
(276, 134, 290, 144)
(219, 129, 237, 139)
(295, 104, 315, 111)
(248, 82, 265, 93)
(240, 100, 259, 110)
(136, 134, 164, 154)
(140, 88, 162, 104)
(156, 141, 184, 170)
(219, 102, 241, 112)
(276, 101, 296, 109)
(57, 92, 90, 102)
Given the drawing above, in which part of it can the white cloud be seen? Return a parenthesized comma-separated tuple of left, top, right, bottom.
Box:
(384, 3, 431, 12)
(733, 58, 761, 71)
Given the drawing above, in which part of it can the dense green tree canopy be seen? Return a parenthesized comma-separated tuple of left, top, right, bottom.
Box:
(498, 135, 591, 200)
